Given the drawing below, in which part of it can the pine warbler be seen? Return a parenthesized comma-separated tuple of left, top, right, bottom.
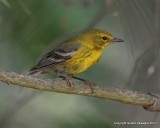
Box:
(27, 29, 123, 88)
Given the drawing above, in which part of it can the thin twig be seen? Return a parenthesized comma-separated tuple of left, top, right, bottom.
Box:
(0, 91, 39, 128)
(85, 0, 115, 31)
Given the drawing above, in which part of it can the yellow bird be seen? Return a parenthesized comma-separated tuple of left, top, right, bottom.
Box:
(27, 29, 123, 88)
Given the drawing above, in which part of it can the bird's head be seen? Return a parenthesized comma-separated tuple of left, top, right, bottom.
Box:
(82, 29, 124, 49)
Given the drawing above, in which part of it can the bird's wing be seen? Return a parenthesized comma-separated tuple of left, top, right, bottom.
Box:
(29, 43, 81, 71)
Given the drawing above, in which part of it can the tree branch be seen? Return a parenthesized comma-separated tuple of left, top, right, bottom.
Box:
(0, 69, 160, 112)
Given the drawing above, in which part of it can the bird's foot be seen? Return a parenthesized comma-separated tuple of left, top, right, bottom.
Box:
(59, 75, 75, 89)
(71, 76, 95, 93)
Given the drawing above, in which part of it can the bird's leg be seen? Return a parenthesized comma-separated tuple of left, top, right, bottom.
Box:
(71, 76, 96, 93)
(59, 75, 75, 88)
(55, 70, 74, 88)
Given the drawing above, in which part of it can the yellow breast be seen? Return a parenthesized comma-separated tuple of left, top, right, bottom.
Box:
(64, 46, 102, 75)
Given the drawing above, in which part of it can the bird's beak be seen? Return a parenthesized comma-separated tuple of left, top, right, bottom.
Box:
(111, 38, 124, 43)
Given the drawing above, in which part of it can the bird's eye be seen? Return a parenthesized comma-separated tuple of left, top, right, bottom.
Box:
(102, 36, 108, 41)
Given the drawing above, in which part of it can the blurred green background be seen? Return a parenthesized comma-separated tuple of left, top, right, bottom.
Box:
(0, 0, 160, 128)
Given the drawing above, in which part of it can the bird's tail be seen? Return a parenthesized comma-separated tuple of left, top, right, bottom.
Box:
(25, 67, 42, 76)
